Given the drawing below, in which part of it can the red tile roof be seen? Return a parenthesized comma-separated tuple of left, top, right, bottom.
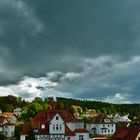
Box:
(20, 122, 31, 135)
(21, 109, 87, 136)
(2, 112, 13, 118)
(91, 113, 114, 124)
(3, 123, 15, 126)
(32, 109, 78, 129)
(0, 117, 4, 123)
(74, 128, 88, 133)
(65, 126, 75, 136)
(92, 138, 109, 140)
(36, 127, 49, 135)
(111, 127, 140, 140)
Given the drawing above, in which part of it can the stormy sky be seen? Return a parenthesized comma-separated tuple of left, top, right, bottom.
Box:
(0, 0, 140, 103)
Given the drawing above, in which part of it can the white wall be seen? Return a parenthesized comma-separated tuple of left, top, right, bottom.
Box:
(49, 113, 65, 134)
(65, 136, 75, 140)
(20, 135, 26, 140)
(66, 122, 76, 131)
(3, 125, 15, 137)
(86, 123, 116, 135)
(75, 132, 89, 140)
(75, 122, 84, 129)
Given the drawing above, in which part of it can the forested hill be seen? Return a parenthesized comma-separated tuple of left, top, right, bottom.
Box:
(56, 97, 140, 119)
(0, 95, 140, 120)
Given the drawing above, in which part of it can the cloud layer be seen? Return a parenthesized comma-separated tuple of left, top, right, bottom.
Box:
(0, 0, 140, 103)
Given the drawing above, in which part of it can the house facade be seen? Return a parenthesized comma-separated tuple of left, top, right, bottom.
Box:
(20, 109, 89, 140)
(0, 117, 15, 138)
(86, 113, 116, 136)
(3, 123, 15, 137)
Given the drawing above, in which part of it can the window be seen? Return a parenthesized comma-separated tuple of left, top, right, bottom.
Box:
(68, 137, 71, 140)
(56, 124, 59, 130)
(108, 124, 110, 127)
(60, 124, 62, 130)
(41, 124, 45, 129)
(108, 130, 110, 132)
(56, 116, 59, 120)
(53, 124, 55, 130)
(112, 129, 114, 132)
(103, 124, 105, 127)
(79, 135, 84, 140)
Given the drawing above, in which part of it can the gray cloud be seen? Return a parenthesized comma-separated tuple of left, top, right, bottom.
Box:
(0, 0, 140, 102)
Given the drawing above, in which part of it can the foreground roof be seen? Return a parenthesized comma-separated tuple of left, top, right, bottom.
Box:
(20, 122, 31, 135)
(111, 127, 140, 140)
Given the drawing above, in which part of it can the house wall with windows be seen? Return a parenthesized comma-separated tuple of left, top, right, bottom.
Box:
(3, 124, 15, 137)
(49, 113, 65, 134)
(87, 123, 116, 135)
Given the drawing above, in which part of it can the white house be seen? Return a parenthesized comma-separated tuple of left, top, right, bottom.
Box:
(0, 117, 8, 134)
(14, 108, 22, 116)
(20, 108, 89, 140)
(113, 113, 131, 123)
(3, 123, 15, 138)
(86, 113, 116, 136)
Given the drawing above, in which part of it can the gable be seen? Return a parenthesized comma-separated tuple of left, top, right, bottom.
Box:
(50, 113, 64, 124)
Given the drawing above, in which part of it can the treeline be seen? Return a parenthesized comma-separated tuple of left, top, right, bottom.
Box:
(56, 97, 140, 120)
(0, 95, 140, 121)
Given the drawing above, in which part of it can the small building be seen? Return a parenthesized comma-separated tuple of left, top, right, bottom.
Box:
(0, 117, 8, 134)
(86, 113, 116, 136)
(14, 108, 22, 116)
(3, 123, 15, 138)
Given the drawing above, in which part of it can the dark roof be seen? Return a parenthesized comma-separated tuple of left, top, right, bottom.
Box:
(20, 122, 31, 135)
(65, 126, 75, 136)
(111, 127, 140, 140)
(3, 123, 15, 126)
(36, 127, 49, 135)
(32, 109, 78, 129)
(91, 113, 114, 124)
(0, 117, 4, 123)
(74, 128, 89, 133)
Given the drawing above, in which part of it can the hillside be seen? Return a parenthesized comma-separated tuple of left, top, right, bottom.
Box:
(0, 95, 140, 123)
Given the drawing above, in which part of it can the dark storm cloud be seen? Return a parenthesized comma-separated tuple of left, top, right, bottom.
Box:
(0, 0, 140, 102)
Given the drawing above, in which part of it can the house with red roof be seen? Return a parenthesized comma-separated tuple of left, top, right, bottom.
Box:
(3, 123, 15, 138)
(86, 113, 116, 136)
(20, 109, 89, 140)
(0, 117, 15, 138)
(0, 117, 8, 133)
(111, 127, 140, 140)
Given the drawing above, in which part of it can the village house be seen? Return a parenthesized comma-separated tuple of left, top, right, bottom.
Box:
(0, 117, 8, 134)
(111, 127, 140, 140)
(86, 113, 116, 136)
(20, 101, 89, 140)
(3, 123, 15, 138)
(0, 117, 15, 138)
(14, 108, 22, 116)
